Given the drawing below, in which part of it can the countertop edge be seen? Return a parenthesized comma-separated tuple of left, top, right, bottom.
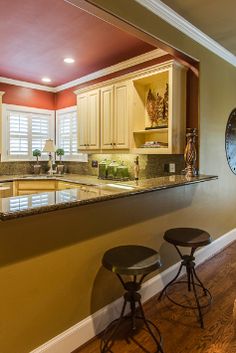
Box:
(0, 175, 218, 221)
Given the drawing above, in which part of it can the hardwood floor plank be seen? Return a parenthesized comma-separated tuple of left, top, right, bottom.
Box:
(73, 241, 236, 353)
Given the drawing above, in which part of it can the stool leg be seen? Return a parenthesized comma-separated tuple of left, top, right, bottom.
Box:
(137, 299, 164, 353)
(190, 270, 204, 329)
(158, 263, 183, 300)
(101, 297, 127, 353)
(192, 267, 208, 296)
(187, 266, 191, 292)
(130, 297, 136, 330)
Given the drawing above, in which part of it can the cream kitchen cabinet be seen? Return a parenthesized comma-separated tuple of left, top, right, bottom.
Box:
(75, 59, 186, 154)
(101, 82, 129, 150)
(77, 89, 100, 151)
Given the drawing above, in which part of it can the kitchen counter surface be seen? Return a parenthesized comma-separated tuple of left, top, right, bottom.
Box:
(0, 174, 217, 220)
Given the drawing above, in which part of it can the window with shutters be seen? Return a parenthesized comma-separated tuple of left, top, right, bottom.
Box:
(56, 107, 87, 161)
(2, 105, 54, 161)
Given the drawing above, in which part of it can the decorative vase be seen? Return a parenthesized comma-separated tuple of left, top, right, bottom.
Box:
(33, 164, 41, 175)
(184, 128, 197, 177)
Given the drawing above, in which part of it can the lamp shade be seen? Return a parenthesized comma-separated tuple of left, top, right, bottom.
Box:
(43, 139, 56, 152)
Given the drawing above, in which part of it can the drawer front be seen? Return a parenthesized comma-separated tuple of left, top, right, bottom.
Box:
(16, 180, 57, 190)
(57, 181, 83, 190)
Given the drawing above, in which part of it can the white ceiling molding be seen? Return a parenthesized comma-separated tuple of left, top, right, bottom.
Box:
(55, 48, 166, 92)
(0, 49, 166, 93)
(0, 76, 55, 92)
(135, 0, 236, 67)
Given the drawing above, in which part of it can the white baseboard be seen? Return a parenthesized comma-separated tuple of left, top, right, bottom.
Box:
(30, 228, 236, 353)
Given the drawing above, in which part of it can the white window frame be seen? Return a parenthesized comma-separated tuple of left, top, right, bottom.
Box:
(2, 104, 55, 161)
(56, 106, 88, 162)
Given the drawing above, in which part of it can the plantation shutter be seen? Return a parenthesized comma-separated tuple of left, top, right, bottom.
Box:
(32, 114, 50, 153)
(9, 112, 29, 157)
(57, 111, 78, 159)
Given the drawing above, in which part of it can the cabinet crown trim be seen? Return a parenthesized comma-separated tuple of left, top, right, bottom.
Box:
(75, 59, 184, 95)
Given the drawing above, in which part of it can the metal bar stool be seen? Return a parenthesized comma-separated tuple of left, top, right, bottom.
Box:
(101, 245, 164, 353)
(159, 228, 212, 328)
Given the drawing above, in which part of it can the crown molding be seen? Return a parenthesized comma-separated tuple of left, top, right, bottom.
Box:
(55, 48, 166, 92)
(74, 59, 177, 94)
(135, 0, 236, 67)
(0, 77, 55, 92)
(0, 49, 166, 93)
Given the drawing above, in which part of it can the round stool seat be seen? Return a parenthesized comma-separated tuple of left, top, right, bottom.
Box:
(164, 228, 212, 248)
(102, 245, 161, 276)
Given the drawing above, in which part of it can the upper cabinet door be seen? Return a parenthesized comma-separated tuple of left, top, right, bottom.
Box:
(101, 85, 114, 149)
(87, 89, 100, 149)
(114, 82, 129, 149)
(77, 93, 88, 150)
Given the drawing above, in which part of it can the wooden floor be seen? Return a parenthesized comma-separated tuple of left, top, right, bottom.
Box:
(73, 241, 236, 353)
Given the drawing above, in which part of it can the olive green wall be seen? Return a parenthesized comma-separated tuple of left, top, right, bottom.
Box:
(1, 1, 236, 352)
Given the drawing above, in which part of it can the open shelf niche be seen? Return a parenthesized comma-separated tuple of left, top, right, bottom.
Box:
(130, 61, 186, 154)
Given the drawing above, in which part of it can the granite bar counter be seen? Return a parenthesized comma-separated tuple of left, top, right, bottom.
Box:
(0, 174, 217, 220)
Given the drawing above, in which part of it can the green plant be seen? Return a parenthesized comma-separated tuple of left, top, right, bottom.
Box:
(32, 149, 41, 164)
(56, 148, 65, 163)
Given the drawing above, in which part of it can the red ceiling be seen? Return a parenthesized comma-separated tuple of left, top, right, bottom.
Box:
(0, 0, 154, 87)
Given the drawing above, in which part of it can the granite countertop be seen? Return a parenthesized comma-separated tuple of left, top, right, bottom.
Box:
(0, 174, 218, 221)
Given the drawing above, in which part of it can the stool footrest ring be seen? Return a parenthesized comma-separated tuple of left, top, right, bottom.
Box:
(164, 280, 212, 310)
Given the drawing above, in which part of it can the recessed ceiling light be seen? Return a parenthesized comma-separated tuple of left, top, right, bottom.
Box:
(64, 57, 75, 64)
(42, 77, 51, 83)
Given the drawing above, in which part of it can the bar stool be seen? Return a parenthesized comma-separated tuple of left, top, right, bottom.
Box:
(159, 228, 212, 328)
(101, 245, 164, 353)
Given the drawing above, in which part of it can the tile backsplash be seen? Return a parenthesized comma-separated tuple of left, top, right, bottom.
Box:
(0, 154, 184, 179)
(65, 153, 185, 179)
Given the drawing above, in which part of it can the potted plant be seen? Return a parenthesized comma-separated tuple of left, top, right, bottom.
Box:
(32, 149, 41, 174)
(56, 148, 65, 174)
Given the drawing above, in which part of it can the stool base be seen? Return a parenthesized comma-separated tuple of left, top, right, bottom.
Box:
(101, 277, 164, 353)
(158, 249, 212, 328)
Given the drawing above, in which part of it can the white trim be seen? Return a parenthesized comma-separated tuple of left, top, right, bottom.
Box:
(0, 77, 55, 92)
(135, 0, 236, 67)
(55, 49, 166, 92)
(0, 49, 166, 93)
(2, 103, 54, 115)
(56, 106, 77, 114)
(30, 228, 236, 353)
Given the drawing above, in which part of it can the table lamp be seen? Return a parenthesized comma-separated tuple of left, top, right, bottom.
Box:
(43, 139, 56, 176)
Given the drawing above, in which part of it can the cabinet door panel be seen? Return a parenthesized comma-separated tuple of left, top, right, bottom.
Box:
(78, 94, 88, 150)
(88, 90, 100, 149)
(101, 85, 114, 149)
(114, 83, 129, 149)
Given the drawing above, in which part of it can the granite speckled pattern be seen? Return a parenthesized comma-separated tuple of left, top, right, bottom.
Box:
(0, 174, 217, 221)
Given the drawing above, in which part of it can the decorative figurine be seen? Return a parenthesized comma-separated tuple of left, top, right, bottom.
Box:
(184, 128, 197, 177)
(146, 89, 157, 128)
(134, 156, 140, 180)
(146, 85, 168, 129)
(162, 83, 169, 121)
